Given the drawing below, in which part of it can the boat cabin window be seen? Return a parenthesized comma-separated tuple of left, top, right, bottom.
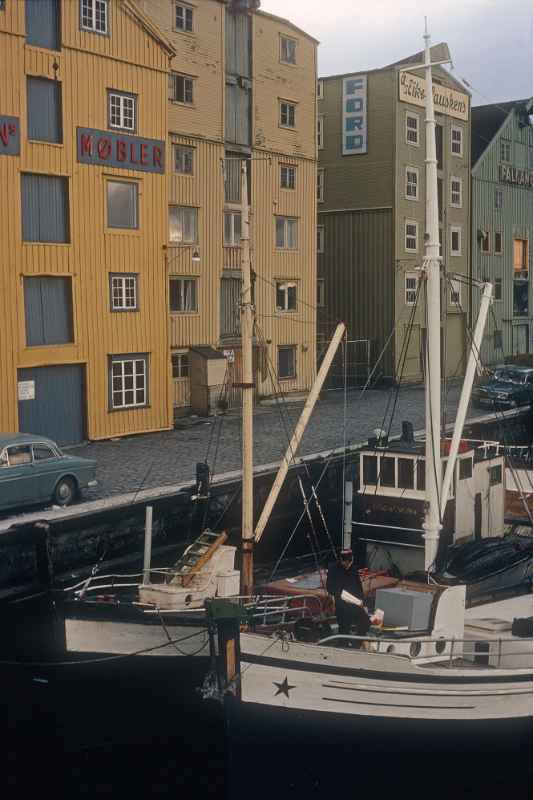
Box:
(398, 458, 414, 489)
(416, 460, 425, 491)
(459, 457, 473, 480)
(363, 455, 378, 485)
(488, 464, 502, 486)
(380, 457, 395, 487)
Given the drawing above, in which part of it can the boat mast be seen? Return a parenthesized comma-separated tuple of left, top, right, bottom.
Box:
(421, 21, 442, 572)
(240, 159, 255, 596)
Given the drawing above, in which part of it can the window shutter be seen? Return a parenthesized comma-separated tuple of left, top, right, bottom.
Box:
(27, 78, 62, 143)
(25, 0, 60, 49)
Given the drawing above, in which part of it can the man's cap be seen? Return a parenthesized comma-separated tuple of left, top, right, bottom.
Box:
(340, 548, 353, 559)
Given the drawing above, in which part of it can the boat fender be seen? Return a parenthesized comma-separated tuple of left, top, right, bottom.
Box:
(511, 617, 533, 637)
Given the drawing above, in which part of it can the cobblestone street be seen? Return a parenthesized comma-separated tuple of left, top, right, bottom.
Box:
(68, 381, 478, 501)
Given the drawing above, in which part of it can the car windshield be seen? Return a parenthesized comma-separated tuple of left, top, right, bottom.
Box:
(493, 369, 527, 385)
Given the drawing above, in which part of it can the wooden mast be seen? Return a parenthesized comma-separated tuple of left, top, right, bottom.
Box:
(240, 159, 254, 596)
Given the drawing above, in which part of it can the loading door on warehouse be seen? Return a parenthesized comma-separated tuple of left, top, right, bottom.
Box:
(18, 365, 85, 446)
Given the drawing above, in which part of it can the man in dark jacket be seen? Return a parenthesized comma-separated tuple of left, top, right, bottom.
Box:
(326, 549, 371, 640)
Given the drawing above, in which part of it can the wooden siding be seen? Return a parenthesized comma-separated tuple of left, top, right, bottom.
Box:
(0, 1, 173, 440)
(472, 107, 533, 363)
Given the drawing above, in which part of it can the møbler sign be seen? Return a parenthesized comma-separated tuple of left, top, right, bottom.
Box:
(0, 115, 20, 155)
(76, 128, 165, 173)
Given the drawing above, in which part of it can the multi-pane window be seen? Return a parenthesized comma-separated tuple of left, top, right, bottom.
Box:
(107, 181, 138, 229)
(405, 221, 418, 252)
(276, 281, 297, 312)
(110, 274, 138, 311)
(110, 355, 148, 410)
(275, 216, 298, 249)
(494, 330, 503, 349)
(495, 232, 503, 254)
(451, 126, 463, 156)
(495, 189, 503, 209)
(169, 277, 198, 312)
(169, 72, 194, 104)
(27, 77, 62, 143)
(224, 210, 241, 245)
(514, 239, 529, 276)
(450, 279, 461, 306)
(317, 279, 325, 307)
(317, 169, 325, 202)
(280, 100, 296, 128)
(500, 139, 512, 163)
(450, 226, 461, 256)
(278, 345, 296, 380)
(280, 165, 296, 189)
(494, 278, 502, 300)
(81, 0, 108, 34)
(108, 92, 136, 132)
(169, 206, 198, 243)
(529, 147, 533, 170)
(405, 273, 418, 305)
(172, 351, 189, 379)
(450, 177, 462, 207)
(174, 145, 194, 175)
(317, 115, 324, 149)
(406, 113, 419, 145)
(21, 174, 69, 243)
(406, 167, 418, 200)
(480, 231, 490, 253)
(317, 225, 324, 254)
(175, 2, 193, 32)
(280, 35, 297, 65)
(317, 80, 324, 99)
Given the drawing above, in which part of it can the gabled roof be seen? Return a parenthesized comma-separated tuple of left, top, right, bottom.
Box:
(121, 0, 176, 58)
(471, 99, 528, 167)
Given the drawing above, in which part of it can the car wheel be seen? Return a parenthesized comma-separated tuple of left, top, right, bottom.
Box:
(53, 477, 77, 507)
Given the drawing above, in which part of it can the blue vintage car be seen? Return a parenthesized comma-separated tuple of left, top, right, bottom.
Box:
(0, 433, 97, 511)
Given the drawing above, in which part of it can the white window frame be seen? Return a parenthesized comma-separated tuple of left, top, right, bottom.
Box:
(317, 80, 324, 100)
(278, 345, 296, 380)
(450, 225, 462, 256)
(481, 230, 491, 254)
(169, 72, 194, 105)
(500, 139, 512, 163)
(223, 210, 241, 246)
(280, 164, 296, 190)
(528, 146, 533, 170)
(110, 274, 138, 311)
(317, 278, 325, 307)
(449, 279, 461, 306)
(451, 126, 463, 157)
(169, 205, 198, 244)
(405, 166, 419, 201)
(169, 276, 198, 313)
(280, 35, 297, 65)
(275, 216, 298, 250)
(406, 112, 419, 146)
(317, 115, 324, 149)
(279, 100, 296, 129)
(174, 2, 193, 33)
(172, 350, 189, 379)
(110, 355, 148, 410)
(317, 225, 324, 254)
(405, 220, 418, 252)
(81, 0, 108, 34)
(494, 277, 502, 301)
(317, 168, 325, 203)
(276, 281, 297, 312)
(108, 91, 136, 132)
(450, 176, 462, 208)
(174, 144, 194, 175)
(495, 231, 503, 255)
(405, 272, 418, 305)
(495, 188, 503, 209)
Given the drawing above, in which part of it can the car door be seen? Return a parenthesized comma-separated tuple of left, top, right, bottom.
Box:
(32, 442, 62, 500)
(0, 444, 34, 508)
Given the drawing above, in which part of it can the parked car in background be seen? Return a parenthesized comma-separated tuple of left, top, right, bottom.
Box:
(472, 365, 533, 410)
(0, 433, 97, 512)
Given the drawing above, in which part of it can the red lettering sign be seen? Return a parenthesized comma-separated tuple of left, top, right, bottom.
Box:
(140, 143, 148, 166)
(97, 137, 111, 160)
(116, 139, 127, 161)
(0, 124, 8, 147)
(80, 133, 93, 156)
(153, 146, 162, 168)
(130, 143, 139, 165)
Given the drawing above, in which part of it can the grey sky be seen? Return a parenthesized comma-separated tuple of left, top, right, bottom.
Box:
(261, 0, 533, 106)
